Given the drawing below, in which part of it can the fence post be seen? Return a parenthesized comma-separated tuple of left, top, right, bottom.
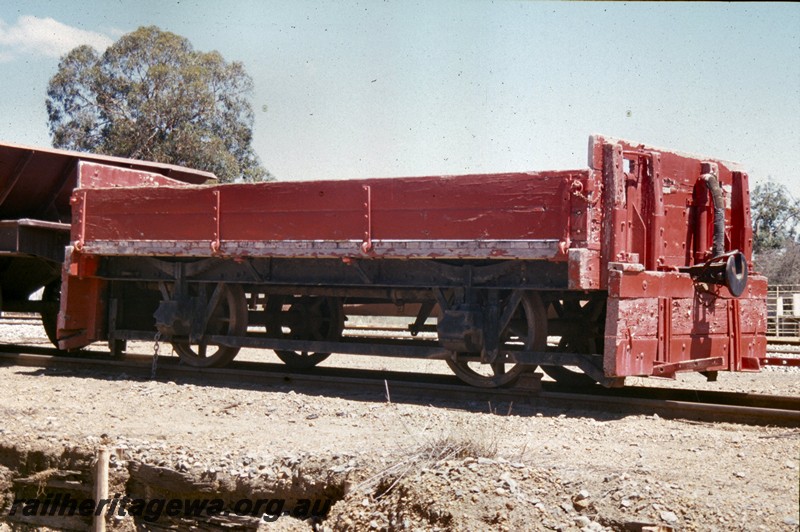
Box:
(94, 447, 109, 532)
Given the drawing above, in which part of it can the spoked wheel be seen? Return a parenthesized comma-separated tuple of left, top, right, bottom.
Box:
(265, 295, 344, 369)
(40, 280, 61, 349)
(446, 292, 547, 388)
(170, 283, 248, 368)
(541, 299, 601, 387)
(541, 335, 598, 387)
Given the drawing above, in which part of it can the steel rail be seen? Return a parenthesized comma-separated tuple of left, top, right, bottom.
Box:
(4, 314, 797, 348)
(0, 314, 44, 322)
(0, 347, 797, 427)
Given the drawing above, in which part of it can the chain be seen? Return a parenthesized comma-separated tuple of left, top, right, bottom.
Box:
(571, 188, 598, 205)
(151, 331, 162, 379)
(569, 179, 599, 206)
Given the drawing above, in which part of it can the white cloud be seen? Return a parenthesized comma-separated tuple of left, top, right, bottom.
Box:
(0, 15, 113, 61)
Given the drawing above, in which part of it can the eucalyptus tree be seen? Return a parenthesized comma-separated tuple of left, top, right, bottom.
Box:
(47, 26, 269, 182)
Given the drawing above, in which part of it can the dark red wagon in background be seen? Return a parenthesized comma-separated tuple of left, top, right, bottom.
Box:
(0, 142, 212, 345)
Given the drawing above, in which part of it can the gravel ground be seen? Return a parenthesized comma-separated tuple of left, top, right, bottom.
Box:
(0, 319, 798, 531)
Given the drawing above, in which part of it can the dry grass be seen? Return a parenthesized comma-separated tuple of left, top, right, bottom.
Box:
(353, 419, 498, 499)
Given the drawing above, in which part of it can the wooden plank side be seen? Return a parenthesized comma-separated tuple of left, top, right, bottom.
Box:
(77, 187, 218, 242)
(77, 162, 195, 189)
(78, 170, 587, 245)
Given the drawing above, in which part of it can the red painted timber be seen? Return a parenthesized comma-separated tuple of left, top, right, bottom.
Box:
(74, 169, 590, 254)
(589, 135, 753, 273)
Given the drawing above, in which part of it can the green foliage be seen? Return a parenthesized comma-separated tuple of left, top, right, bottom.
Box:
(750, 179, 800, 284)
(750, 180, 800, 254)
(753, 241, 800, 285)
(46, 26, 271, 182)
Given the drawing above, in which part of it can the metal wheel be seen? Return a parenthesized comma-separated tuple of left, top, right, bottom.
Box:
(171, 283, 248, 368)
(541, 336, 597, 387)
(40, 280, 61, 349)
(446, 292, 546, 388)
(266, 295, 343, 369)
(541, 299, 600, 387)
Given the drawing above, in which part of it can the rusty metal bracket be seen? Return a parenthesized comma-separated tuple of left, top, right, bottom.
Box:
(211, 189, 221, 254)
(570, 179, 598, 205)
(408, 300, 436, 337)
(651, 356, 724, 378)
(656, 297, 672, 364)
(72, 190, 88, 251)
(361, 185, 373, 254)
(501, 351, 623, 387)
(758, 357, 800, 368)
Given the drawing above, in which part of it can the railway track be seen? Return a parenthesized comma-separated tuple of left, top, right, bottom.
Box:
(0, 314, 44, 323)
(0, 344, 797, 427)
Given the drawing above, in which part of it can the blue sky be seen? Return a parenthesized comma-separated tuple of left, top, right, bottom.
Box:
(0, 1, 798, 198)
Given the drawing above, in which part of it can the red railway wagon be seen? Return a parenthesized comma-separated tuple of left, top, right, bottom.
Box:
(57, 135, 767, 387)
(0, 142, 213, 344)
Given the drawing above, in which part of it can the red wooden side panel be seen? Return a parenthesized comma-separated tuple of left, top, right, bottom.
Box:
(75, 187, 219, 243)
(73, 169, 592, 260)
(225, 172, 573, 241)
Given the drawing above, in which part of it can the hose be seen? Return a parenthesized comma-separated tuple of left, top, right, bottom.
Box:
(701, 173, 725, 257)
